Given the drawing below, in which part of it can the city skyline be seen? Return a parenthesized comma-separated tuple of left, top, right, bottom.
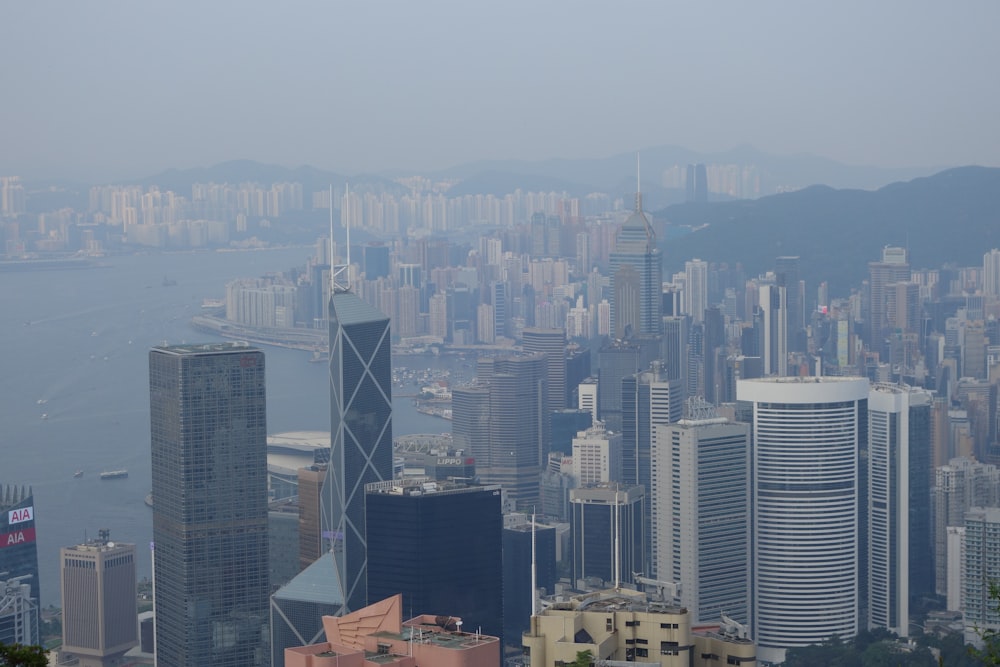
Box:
(3, 2, 1000, 181)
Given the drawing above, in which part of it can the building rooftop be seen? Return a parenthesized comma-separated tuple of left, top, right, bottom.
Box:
(366, 478, 497, 497)
(151, 341, 257, 356)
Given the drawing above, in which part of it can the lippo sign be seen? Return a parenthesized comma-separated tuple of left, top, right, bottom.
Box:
(8, 506, 33, 525)
(0, 527, 36, 549)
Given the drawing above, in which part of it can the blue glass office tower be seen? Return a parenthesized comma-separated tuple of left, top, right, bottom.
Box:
(0, 485, 39, 646)
(324, 290, 393, 613)
(366, 480, 502, 649)
(150, 343, 269, 667)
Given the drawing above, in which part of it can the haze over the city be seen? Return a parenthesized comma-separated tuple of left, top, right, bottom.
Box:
(3, 0, 999, 181)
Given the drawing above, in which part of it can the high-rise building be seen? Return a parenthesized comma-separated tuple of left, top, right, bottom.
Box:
(324, 290, 393, 613)
(609, 186, 661, 338)
(653, 406, 751, 625)
(363, 242, 389, 279)
(297, 464, 326, 571)
(620, 361, 683, 497)
(932, 457, 1000, 596)
(775, 256, 803, 352)
(597, 338, 659, 433)
(0, 575, 36, 648)
(684, 259, 709, 324)
(738, 376, 869, 664)
(661, 316, 688, 382)
(866, 384, 932, 636)
(759, 284, 787, 377)
(570, 484, 645, 587)
(963, 507, 1000, 644)
(366, 479, 503, 648)
(60, 531, 138, 667)
(983, 248, 1000, 297)
(572, 422, 621, 485)
(550, 409, 594, 456)
(523, 327, 568, 411)
(503, 519, 557, 649)
(454, 354, 546, 507)
(0, 484, 39, 645)
(868, 246, 911, 348)
(149, 343, 270, 667)
(577, 377, 598, 425)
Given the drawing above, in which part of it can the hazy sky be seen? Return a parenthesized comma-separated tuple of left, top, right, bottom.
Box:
(3, 1, 998, 181)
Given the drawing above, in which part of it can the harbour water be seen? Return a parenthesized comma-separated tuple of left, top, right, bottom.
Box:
(0, 248, 459, 606)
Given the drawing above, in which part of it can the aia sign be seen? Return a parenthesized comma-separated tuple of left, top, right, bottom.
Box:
(0, 527, 36, 549)
(8, 506, 32, 525)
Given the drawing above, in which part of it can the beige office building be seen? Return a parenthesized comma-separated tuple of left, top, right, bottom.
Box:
(59, 532, 138, 667)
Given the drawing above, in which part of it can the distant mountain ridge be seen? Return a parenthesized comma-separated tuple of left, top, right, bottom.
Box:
(125, 144, 943, 199)
(655, 166, 1000, 296)
(435, 144, 942, 195)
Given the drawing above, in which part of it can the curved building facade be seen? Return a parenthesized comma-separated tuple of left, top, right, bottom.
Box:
(737, 376, 868, 664)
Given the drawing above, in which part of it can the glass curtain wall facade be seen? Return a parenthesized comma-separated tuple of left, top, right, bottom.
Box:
(324, 291, 393, 613)
(149, 343, 269, 667)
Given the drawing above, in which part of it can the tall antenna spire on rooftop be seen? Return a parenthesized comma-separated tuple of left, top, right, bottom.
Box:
(331, 183, 352, 293)
(635, 151, 642, 213)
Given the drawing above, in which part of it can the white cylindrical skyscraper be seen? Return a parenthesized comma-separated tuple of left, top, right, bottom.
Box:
(738, 376, 869, 665)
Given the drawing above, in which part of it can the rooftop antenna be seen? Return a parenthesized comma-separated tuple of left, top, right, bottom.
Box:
(635, 152, 642, 212)
(331, 183, 352, 293)
(328, 184, 334, 274)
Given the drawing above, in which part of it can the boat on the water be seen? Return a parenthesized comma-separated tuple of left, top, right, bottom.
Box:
(100, 469, 128, 480)
(73, 470, 84, 478)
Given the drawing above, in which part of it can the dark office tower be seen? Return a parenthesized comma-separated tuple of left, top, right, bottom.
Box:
(363, 242, 390, 280)
(551, 409, 594, 455)
(695, 163, 708, 202)
(609, 184, 661, 338)
(149, 343, 269, 667)
(598, 339, 645, 433)
(60, 532, 138, 667)
(325, 290, 393, 613)
(775, 256, 804, 353)
(523, 327, 568, 411)
(419, 238, 450, 275)
(703, 306, 725, 403)
(661, 316, 688, 382)
(0, 485, 39, 646)
(366, 480, 503, 647)
(570, 484, 646, 586)
(565, 345, 591, 407)
(621, 361, 684, 491)
(503, 520, 556, 647)
(868, 246, 911, 349)
(457, 354, 547, 507)
(516, 283, 534, 328)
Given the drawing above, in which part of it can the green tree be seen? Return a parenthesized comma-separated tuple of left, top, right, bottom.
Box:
(0, 642, 48, 667)
(570, 649, 594, 667)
